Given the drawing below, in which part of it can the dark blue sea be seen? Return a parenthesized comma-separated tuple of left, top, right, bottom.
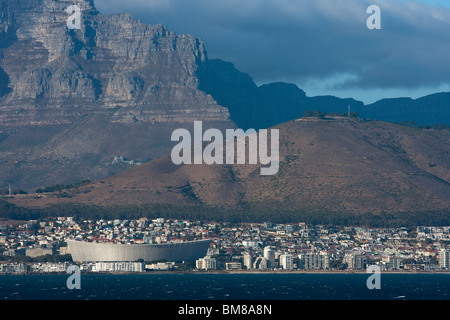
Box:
(1, 273, 449, 300)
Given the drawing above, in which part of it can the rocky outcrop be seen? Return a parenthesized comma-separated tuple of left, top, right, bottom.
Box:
(0, 0, 229, 125)
(0, 0, 232, 191)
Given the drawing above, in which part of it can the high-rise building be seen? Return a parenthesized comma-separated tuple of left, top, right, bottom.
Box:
(299, 253, 330, 270)
(196, 256, 217, 270)
(343, 252, 364, 270)
(387, 257, 401, 270)
(263, 246, 276, 269)
(280, 254, 293, 270)
(439, 250, 450, 270)
(243, 252, 253, 270)
(253, 257, 268, 270)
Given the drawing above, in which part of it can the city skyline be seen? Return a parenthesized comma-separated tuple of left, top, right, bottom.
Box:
(2, 217, 450, 273)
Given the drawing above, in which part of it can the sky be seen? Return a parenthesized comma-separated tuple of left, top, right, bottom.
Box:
(94, 0, 450, 104)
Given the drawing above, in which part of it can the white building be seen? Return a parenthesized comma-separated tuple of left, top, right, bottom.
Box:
(439, 250, 450, 270)
(31, 262, 70, 273)
(280, 254, 294, 270)
(196, 256, 217, 270)
(0, 263, 28, 274)
(343, 252, 364, 270)
(387, 257, 401, 271)
(243, 252, 253, 270)
(263, 246, 276, 269)
(253, 257, 268, 270)
(26, 246, 53, 258)
(225, 262, 242, 270)
(242, 240, 259, 248)
(145, 262, 175, 271)
(93, 262, 144, 273)
(299, 253, 330, 270)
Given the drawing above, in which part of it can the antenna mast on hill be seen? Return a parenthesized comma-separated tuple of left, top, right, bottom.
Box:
(8, 184, 11, 196)
(348, 105, 351, 117)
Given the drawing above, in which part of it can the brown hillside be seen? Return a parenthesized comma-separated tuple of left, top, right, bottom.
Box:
(11, 118, 450, 215)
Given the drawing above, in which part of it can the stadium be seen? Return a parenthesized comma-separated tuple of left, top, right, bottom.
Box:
(66, 239, 211, 262)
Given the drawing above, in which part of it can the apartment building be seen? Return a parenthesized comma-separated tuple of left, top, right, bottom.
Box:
(196, 256, 217, 270)
(280, 254, 294, 270)
(92, 262, 144, 272)
(343, 252, 364, 270)
(299, 253, 330, 270)
(439, 249, 450, 270)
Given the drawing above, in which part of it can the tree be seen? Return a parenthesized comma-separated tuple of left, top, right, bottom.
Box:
(349, 112, 359, 119)
(303, 110, 326, 118)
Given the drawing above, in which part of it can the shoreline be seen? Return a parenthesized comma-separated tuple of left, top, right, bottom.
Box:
(2, 270, 449, 276)
(139, 270, 450, 275)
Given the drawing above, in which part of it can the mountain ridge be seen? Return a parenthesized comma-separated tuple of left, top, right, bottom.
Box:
(0, 0, 449, 198)
(198, 59, 450, 130)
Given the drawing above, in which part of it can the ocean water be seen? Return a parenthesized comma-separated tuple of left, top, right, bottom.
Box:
(1, 273, 449, 300)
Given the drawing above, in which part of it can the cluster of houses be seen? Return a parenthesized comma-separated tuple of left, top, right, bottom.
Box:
(1, 218, 450, 273)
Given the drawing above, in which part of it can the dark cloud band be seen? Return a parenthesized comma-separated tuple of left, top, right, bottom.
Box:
(95, 0, 450, 94)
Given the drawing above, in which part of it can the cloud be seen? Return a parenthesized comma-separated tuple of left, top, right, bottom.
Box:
(94, 0, 450, 96)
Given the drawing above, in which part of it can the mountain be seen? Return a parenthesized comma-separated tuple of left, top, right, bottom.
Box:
(11, 117, 450, 219)
(360, 93, 450, 126)
(0, 0, 234, 192)
(0, 0, 229, 124)
(197, 59, 364, 130)
(198, 59, 450, 129)
(0, 0, 449, 195)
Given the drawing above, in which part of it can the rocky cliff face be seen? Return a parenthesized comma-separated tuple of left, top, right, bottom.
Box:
(0, 0, 232, 191)
(0, 0, 229, 125)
